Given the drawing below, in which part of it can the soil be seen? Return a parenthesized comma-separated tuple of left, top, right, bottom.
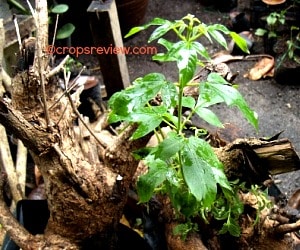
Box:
(122, 0, 300, 197)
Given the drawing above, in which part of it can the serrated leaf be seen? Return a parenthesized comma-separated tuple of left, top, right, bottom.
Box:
(153, 132, 184, 160)
(211, 168, 231, 190)
(230, 32, 249, 54)
(206, 73, 258, 130)
(197, 83, 224, 107)
(51, 4, 69, 14)
(137, 158, 169, 202)
(56, 23, 75, 40)
(181, 137, 217, 206)
(108, 73, 166, 123)
(130, 106, 167, 139)
(194, 107, 223, 128)
(188, 136, 223, 169)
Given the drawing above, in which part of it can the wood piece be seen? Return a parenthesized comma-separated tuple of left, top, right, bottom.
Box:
(88, 0, 130, 98)
(216, 138, 300, 178)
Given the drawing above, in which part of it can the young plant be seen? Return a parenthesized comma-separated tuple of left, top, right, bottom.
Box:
(108, 14, 258, 236)
(277, 26, 300, 68)
(255, 10, 286, 39)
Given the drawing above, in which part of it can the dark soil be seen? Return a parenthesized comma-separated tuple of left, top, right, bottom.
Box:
(123, 0, 300, 196)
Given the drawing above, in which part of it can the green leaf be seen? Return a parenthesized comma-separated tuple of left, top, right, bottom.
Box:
(211, 168, 231, 190)
(267, 13, 277, 26)
(137, 158, 169, 202)
(230, 32, 250, 54)
(7, 0, 29, 14)
(108, 73, 166, 123)
(178, 48, 198, 87)
(208, 23, 230, 34)
(188, 136, 223, 169)
(268, 31, 277, 39)
(153, 132, 184, 160)
(255, 28, 267, 37)
(156, 38, 174, 51)
(194, 107, 223, 128)
(161, 82, 178, 109)
(181, 137, 217, 206)
(206, 73, 258, 130)
(207, 29, 228, 49)
(51, 4, 69, 14)
(125, 17, 167, 38)
(130, 106, 167, 139)
(153, 41, 185, 62)
(149, 20, 174, 42)
(219, 217, 241, 237)
(191, 41, 210, 61)
(56, 23, 75, 40)
(182, 96, 196, 109)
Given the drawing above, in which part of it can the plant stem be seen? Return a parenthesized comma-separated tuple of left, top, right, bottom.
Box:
(177, 87, 184, 135)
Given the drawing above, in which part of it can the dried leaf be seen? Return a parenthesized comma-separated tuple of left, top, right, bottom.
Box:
(244, 56, 275, 80)
(212, 51, 244, 64)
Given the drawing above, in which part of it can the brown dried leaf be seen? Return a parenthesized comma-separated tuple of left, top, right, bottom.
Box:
(212, 51, 244, 64)
(244, 56, 275, 80)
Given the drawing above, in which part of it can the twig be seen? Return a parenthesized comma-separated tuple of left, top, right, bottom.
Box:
(51, 14, 59, 52)
(46, 54, 69, 79)
(49, 65, 85, 111)
(25, 0, 36, 22)
(62, 69, 106, 150)
(12, 15, 22, 53)
(66, 92, 106, 150)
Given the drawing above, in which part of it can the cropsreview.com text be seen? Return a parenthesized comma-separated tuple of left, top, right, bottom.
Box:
(45, 45, 157, 57)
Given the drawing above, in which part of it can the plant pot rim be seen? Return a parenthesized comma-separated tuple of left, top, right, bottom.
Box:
(262, 0, 286, 5)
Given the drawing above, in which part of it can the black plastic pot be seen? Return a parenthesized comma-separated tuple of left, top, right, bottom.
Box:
(2, 200, 49, 250)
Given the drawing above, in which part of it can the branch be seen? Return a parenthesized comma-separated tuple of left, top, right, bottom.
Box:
(0, 100, 55, 155)
(33, 0, 51, 129)
(274, 220, 300, 235)
(46, 55, 70, 79)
